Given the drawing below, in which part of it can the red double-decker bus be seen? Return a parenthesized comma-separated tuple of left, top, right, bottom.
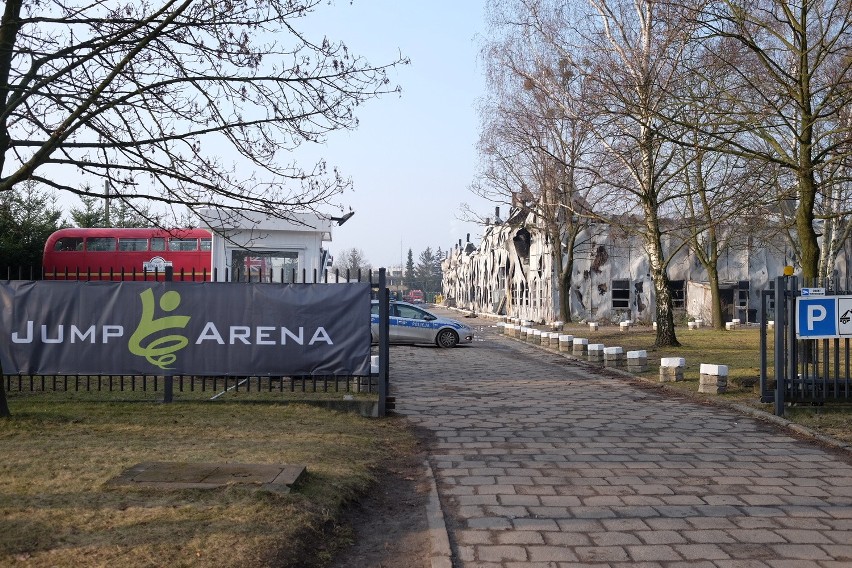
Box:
(42, 228, 213, 281)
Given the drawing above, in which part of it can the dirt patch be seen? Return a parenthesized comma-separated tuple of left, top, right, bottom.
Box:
(328, 427, 433, 568)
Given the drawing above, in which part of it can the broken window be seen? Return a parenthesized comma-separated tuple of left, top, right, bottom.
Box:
(669, 280, 685, 309)
(612, 279, 630, 309)
(737, 280, 749, 308)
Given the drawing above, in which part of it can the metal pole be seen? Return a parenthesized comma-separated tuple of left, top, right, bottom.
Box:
(163, 266, 174, 403)
(774, 275, 786, 416)
(759, 289, 772, 403)
(378, 268, 389, 417)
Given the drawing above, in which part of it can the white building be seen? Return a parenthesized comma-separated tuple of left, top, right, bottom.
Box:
(199, 208, 335, 282)
(442, 206, 820, 325)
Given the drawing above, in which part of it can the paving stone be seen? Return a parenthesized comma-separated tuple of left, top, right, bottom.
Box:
(495, 531, 545, 545)
(389, 317, 852, 568)
(527, 545, 579, 562)
(574, 546, 630, 562)
(476, 545, 527, 562)
(625, 544, 683, 561)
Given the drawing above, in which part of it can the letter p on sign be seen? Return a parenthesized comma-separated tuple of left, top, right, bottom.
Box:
(807, 304, 827, 330)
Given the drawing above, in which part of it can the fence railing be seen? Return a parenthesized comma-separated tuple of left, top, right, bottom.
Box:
(1, 267, 391, 415)
(6, 264, 384, 284)
(767, 275, 852, 416)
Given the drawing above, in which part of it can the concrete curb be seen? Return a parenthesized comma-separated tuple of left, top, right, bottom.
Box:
(423, 459, 452, 568)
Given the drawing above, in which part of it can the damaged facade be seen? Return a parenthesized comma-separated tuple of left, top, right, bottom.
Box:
(442, 207, 849, 325)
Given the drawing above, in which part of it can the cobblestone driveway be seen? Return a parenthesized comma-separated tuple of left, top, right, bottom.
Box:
(392, 311, 852, 567)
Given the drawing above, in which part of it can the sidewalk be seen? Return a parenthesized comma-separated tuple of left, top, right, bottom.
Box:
(393, 312, 852, 567)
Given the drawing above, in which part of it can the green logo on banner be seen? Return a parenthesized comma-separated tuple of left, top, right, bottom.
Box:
(128, 289, 191, 370)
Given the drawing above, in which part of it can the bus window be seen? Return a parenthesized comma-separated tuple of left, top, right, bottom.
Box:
(200, 238, 212, 251)
(169, 238, 198, 251)
(86, 237, 116, 251)
(54, 237, 84, 252)
(118, 238, 148, 252)
(151, 237, 166, 251)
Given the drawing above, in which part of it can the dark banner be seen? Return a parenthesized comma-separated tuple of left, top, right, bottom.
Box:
(0, 281, 371, 376)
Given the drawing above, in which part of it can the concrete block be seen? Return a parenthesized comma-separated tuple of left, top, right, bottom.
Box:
(572, 337, 588, 356)
(699, 363, 728, 376)
(699, 363, 729, 394)
(627, 350, 648, 372)
(619, 322, 631, 332)
(550, 321, 564, 331)
(768, 320, 775, 330)
(588, 343, 605, 363)
(660, 357, 686, 367)
(588, 322, 599, 331)
(558, 335, 574, 352)
(659, 357, 685, 382)
(549, 332, 560, 347)
(604, 346, 626, 367)
(531, 329, 542, 344)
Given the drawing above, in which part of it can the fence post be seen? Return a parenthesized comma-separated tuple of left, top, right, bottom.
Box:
(378, 268, 389, 417)
(773, 275, 786, 416)
(759, 289, 773, 403)
(163, 266, 174, 404)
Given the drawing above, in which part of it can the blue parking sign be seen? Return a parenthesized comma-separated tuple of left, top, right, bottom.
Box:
(796, 297, 837, 338)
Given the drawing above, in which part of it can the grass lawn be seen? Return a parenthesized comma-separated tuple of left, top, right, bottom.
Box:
(0, 397, 416, 568)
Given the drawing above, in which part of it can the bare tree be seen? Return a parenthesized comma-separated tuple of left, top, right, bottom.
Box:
(664, 50, 775, 328)
(0, 1, 407, 224)
(478, 0, 596, 322)
(673, 136, 771, 328)
(332, 247, 371, 277)
(816, 105, 852, 280)
(692, 0, 852, 280)
(565, 0, 705, 346)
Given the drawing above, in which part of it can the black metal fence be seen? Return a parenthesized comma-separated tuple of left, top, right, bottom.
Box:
(764, 275, 852, 416)
(6, 263, 385, 284)
(1, 267, 391, 415)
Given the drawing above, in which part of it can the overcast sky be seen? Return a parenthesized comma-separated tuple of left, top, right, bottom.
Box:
(297, 0, 494, 268)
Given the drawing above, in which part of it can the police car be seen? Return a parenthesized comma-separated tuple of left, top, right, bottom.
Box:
(370, 300, 474, 347)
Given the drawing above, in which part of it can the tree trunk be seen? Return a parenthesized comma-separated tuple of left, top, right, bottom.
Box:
(639, 108, 679, 347)
(797, 169, 820, 281)
(650, 261, 680, 347)
(558, 231, 578, 323)
(796, 47, 819, 281)
(707, 265, 724, 330)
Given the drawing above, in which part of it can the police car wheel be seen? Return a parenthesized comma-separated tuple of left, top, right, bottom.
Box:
(436, 329, 459, 348)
